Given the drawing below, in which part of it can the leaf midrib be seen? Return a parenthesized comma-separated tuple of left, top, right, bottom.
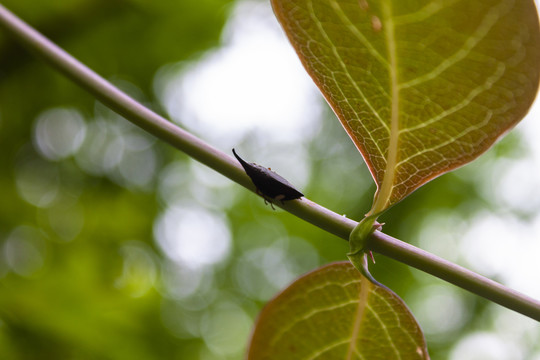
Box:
(345, 277, 371, 360)
(369, 1, 400, 216)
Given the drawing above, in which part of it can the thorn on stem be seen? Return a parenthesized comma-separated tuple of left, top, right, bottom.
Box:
(368, 251, 376, 264)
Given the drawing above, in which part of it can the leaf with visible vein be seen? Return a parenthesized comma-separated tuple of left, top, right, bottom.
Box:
(247, 262, 429, 359)
(272, 0, 540, 215)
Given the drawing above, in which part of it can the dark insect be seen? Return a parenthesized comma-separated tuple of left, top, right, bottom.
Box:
(232, 149, 304, 208)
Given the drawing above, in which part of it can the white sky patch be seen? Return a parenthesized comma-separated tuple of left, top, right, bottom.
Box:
(450, 101, 540, 353)
(154, 205, 232, 269)
(458, 99, 540, 298)
(492, 99, 540, 213)
(450, 332, 523, 360)
(408, 284, 469, 339)
(155, 0, 322, 148)
(461, 213, 540, 299)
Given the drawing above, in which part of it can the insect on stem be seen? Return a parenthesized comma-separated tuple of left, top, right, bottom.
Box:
(232, 149, 304, 208)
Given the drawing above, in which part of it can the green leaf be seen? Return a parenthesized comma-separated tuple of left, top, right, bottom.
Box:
(272, 0, 540, 215)
(247, 262, 429, 359)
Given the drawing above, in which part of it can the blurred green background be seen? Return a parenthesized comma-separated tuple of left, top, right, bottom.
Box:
(1, 0, 539, 359)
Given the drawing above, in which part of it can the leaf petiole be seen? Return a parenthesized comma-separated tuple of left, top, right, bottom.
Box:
(348, 214, 382, 282)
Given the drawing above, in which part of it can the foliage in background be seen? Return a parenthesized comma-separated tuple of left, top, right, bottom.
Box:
(0, 1, 539, 359)
(0, 0, 234, 359)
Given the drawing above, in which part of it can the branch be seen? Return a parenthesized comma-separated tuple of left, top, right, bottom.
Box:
(1, 3, 539, 321)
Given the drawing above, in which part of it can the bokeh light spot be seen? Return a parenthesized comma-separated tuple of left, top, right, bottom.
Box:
(408, 284, 469, 339)
(154, 206, 232, 268)
(115, 241, 158, 297)
(155, 0, 322, 147)
(75, 116, 158, 190)
(33, 107, 86, 161)
(47, 202, 84, 242)
(15, 156, 59, 208)
(200, 302, 253, 357)
(450, 332, 522, 360)
(3, 226, 46, 277)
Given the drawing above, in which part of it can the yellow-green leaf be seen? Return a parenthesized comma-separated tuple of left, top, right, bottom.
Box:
(247, 262, 429, 359)
(272, 0, 540, 215)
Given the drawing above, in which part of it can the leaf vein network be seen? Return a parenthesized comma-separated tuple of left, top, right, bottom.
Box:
(328, 0, 389, 67)
(366, 304, 402, 360)
(393, 0, 462, 26)
(396, 109, 491, 168)
(400, 61, 505, 133)
(307, 0, 389, 160)
(399, 0, 512, 89)
(371, 290, 421, 348)
(269, 298, 359, 347)
(305, 339, 354, 360)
